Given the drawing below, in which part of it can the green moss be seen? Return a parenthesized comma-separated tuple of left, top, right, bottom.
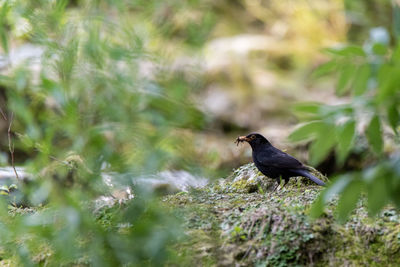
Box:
(230, 179, 259, 193)
(384, 224, 400, 255)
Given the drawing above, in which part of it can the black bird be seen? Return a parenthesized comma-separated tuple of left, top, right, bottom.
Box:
(235, 133, 325, 188)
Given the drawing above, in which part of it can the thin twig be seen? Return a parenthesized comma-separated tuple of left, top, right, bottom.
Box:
(7, 112, 19, 180)
(242, 244, 253, 260)
(0, 107, 7, 121)
(49, 155, 65, 164)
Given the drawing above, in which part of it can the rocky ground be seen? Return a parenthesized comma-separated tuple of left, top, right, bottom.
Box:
(1, 163, 399, 266)
(165, 163, 400, 266)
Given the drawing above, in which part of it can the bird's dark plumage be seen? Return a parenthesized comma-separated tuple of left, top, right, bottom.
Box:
(235, 133, 325, 187)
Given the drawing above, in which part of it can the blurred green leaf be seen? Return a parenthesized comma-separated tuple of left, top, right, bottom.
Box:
(310, 174, 353, 219)
(324, 46, 365, 57)
(323, 175, 352, 202)
(291, 102, 322, 120)
(364, 167, 390, 216)
(309, 123, 336, 165)
(352, 64, 370, 96)
(0, 2, 10, 53)
(15, 68, 29, 91)
(336, 179, 363, 222)
(56, 39, 79, 84)
(377, 65, 400, 102)
(380, 71, 396, 103)
(336, 64, 356, 95)
(393, 3, 400, 40)
(336, 120, 355, 165)
(313, 60, 337, 77)
(391, 43, 400, 61)
(389, 158, 400, 206)
(366, 115, 383, 154)
(288, 121, 324, 142)
(309, 194, 324, 219)
(292, 102, 321, 115)
(372, 43, 387, 55)
(387, 104, 400, 133)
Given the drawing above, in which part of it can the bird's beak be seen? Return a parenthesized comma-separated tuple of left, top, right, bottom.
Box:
(237, 136, 250, 142)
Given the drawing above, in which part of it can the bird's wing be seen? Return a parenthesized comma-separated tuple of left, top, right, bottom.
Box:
(256, 149, 304, 169)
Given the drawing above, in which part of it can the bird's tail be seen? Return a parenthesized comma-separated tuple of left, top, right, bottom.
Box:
(295, 169, 326, 186)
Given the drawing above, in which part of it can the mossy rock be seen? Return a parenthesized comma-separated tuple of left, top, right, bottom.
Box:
(165, 164, 400, 266)
(215, 163, 328, 194)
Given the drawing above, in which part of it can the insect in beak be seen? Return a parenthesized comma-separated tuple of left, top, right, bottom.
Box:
(234, 136, 249, 146)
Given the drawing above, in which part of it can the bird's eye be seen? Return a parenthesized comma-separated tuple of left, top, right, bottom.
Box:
(250, 135, 256, 140)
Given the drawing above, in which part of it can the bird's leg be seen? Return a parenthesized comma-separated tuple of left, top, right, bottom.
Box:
(282, 178, 289, 188)
(272, 181, 280, 192)
(272, 178, 282, 192)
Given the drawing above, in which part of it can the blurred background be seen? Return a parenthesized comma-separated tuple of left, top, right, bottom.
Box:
(0, 0, 353, 175)
(0, 0, 398, 265)
(0, 0, 396, 176)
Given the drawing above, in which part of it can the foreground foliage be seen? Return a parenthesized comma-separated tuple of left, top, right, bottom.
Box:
(0, 1, 208, 265)
(289, 6, 400, 220)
